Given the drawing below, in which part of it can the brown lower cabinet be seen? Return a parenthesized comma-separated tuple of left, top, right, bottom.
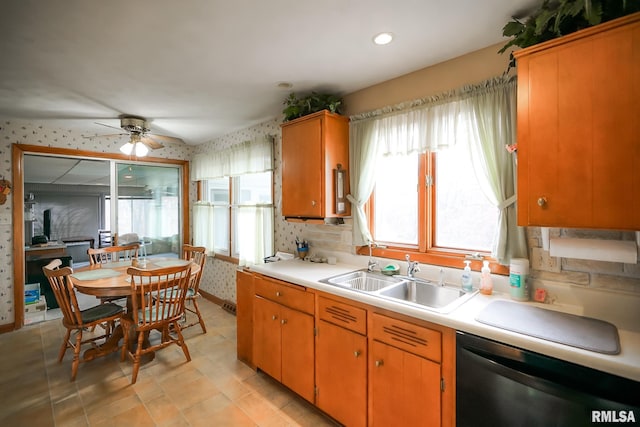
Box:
(238, 271, 455, 426)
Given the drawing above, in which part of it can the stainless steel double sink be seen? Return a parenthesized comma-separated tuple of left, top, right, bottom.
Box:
(320, 269, 477, 313)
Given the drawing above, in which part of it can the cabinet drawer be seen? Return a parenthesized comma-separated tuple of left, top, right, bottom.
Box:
(370, 313, 441, 362)
(318, 296, 366, 335)
(255, 276, 314, 315)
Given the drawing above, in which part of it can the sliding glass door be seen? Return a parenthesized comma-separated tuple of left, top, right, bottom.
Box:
(109, 162, 182, 257)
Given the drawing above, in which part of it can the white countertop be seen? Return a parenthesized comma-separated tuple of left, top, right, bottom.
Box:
(249, 258, 640, 382)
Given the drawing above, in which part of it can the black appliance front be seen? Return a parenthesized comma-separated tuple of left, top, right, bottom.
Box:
(456, 331, 640, 427)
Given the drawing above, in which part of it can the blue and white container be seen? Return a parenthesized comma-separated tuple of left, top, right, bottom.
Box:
(509, 258, 530, 301)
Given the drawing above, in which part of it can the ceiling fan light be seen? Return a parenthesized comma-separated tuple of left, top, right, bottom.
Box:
(134, 142, 149, 157)
(120, 142, 134, 155)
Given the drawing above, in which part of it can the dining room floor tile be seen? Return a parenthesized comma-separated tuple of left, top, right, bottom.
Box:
(0, 299, 338, 427)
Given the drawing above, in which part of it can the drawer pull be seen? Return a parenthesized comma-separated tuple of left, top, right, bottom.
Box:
(275, 291, 282, 297)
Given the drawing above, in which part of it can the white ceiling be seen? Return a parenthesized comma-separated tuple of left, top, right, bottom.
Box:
(0, 0, 538, 146)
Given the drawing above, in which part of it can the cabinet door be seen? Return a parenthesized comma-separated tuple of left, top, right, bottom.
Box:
(369, 340, 441, 427)
(517, 18, 640, 229)
(236, 270, 254, 365)
(281, 116, 323, 217)
(316, 320, 367, 427)
(253, 296, 282, 380)
(281, 306, 315, 403)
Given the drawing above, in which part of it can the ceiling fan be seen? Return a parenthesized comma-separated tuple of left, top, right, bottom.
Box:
(86, 116, 184, 156)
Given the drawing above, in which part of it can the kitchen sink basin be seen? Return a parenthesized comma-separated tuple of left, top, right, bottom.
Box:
(320, 270, 477, 313)
(320, 270, 406, 292)
(379, 279, 476, 313)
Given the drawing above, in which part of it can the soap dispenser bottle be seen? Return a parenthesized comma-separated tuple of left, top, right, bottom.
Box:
(461, 260, 473, 292)
(480, 260, 493, 295)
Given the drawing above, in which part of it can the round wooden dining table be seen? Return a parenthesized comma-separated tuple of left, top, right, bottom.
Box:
(71, 257, 200, 361)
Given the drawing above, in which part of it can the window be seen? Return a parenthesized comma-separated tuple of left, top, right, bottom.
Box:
(370, 148, 499, 261)
(202, 171, 273, 259)
(192, 136, 274, 265)
(355, 76, 522, 271)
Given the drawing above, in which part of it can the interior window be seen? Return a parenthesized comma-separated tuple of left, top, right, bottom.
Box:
(203, 171, 273, 258)
(373, 152, 419, 246)
(203, 177, 231, 255)
(370, 148, 498, 258)
(434, 145, 498, 252)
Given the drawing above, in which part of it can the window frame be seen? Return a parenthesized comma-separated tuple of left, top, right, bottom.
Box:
(363, 151, 508, 275)
(197, 170, 274, 263)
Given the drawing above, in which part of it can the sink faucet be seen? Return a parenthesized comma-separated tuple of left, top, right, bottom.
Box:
(367, 242, 378, 272)
(405, 254, 420, 278)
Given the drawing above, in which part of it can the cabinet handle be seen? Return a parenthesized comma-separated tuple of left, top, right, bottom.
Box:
(275, 291, 282, 297)
(537, 197, 547, 207)
(271, 315, 277, 321)
(375, 360, 384, 367)
(281, 319, 287, 325)
(311, 200, 317, 206)
(354, 350, 361, 358)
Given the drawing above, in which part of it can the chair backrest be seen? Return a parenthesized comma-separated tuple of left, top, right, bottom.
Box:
(127, 264, 192, 329)
(182, 244, 207, 292)
(98, 229, 112, 248)
(42, 259, 83, 327)
(88, 243, 140, 265)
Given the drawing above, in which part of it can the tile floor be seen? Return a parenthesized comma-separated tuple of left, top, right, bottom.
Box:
(0, 298, 338, 427)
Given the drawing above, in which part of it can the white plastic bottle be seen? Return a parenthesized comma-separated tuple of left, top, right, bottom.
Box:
(480, 260, 493, 295)
(461, 260, 473, 292)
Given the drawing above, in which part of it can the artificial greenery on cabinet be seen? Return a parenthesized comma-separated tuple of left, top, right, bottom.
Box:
(282, 92, 344, 122)
(500, 0, 640, 69)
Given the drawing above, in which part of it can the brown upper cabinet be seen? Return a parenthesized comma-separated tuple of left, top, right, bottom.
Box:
(281, 110, 350, 220)
(515, 13, 640, 230)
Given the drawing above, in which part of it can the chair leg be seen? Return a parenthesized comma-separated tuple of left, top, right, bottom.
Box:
(191, 299, 207, 334)
(58, 329, 71, 363)
(120, 323, 129, 362)
(173, 321, 191, 362)
(70, 330, 82, 381)
(130, 331, 145, 384)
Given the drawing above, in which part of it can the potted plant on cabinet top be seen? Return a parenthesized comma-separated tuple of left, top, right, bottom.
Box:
(499, 0, 640, 69)
(282, 92, 344, 122)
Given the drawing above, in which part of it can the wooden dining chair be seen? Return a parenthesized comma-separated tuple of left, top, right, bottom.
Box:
(87, 243, 141, 323)
(152, 245, 207, 333)
(98, 229, 113, 248)
(121, 264, 193, 384)
(88, 243, 140, 265)
(42, 259, 125, 381)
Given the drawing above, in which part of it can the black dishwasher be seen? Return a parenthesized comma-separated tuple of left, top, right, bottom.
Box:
(456, 331, 640, 426)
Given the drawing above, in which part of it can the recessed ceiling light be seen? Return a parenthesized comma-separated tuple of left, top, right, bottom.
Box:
(373, 32, 394, 45)
(277, 82, 293, 89)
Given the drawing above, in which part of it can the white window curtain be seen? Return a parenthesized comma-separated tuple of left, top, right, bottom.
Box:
(191, 135, 274, 181)
(237, 205, 274, 266)
(464, 77, 527, 264)
(193, 202, 216, 253)
(349, 75, 527, 264)
(191, 135, 274, 263)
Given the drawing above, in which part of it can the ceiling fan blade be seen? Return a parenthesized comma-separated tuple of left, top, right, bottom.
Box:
(140, 136, 164, 150)
(147, 133, 185, 144)
(82, 132, 126, 139)
(95, 121, 125, 132)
